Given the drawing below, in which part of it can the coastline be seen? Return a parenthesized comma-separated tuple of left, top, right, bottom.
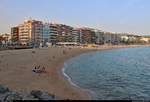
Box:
(58, 44, 150, 100)
(0, 45, 150, 100)
(61, 62, 97, 100)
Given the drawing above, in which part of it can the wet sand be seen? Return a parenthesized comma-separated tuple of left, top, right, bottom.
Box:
(0, 45, 149, 100)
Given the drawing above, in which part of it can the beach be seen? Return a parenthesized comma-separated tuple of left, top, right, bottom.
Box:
(0, 45, 149, 100)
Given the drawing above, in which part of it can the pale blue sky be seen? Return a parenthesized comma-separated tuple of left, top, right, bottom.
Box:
(0, 0, 150, 35)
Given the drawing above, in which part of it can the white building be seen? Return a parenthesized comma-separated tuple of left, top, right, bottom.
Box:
(120, 35, 129, 42)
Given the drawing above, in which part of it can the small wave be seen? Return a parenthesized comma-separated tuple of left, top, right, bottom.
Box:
(61, 62, 96, 99)
(62, 64, 79, 88)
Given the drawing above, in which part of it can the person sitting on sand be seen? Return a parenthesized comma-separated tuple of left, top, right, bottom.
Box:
(36, 65, 40, 69)
(33, 65, 40, 73)
(32, 66, 46, 74)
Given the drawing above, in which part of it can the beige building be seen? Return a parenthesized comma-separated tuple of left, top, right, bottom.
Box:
(18, 20, 43, 45)
(140, 37, 150, 43)
(104, 32, 112, 44)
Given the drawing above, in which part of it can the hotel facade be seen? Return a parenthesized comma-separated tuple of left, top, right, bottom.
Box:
(75, 28, 97, 44)
(18, 20, 43, 46)
(49, 23, 74, 45)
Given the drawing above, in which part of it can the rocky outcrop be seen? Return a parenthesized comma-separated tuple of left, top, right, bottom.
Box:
(0, 85, 57, 101)
(0, 85, 9, 94)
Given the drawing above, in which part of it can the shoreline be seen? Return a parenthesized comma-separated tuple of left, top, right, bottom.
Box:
(58, 44, 150, 100)
(0, 45, 150, 100)
(53, 48, 96, 100)
(61, 61, 96, 100)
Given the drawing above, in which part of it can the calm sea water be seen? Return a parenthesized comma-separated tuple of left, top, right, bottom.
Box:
(63, 47, 150, 100)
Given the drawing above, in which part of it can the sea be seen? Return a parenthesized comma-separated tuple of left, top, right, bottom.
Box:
(62, 47, 150, 100)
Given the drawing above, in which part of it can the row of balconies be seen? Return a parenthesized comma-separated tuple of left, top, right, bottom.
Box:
(20, 39, 29, 41)
(19, 34, 28, 36)
(19, 35, 29, 37)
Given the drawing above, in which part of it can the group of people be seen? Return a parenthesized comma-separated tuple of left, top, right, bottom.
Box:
(32, 65, 46, 74)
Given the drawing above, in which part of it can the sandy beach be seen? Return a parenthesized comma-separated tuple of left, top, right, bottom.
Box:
(0, 45, 149, 100)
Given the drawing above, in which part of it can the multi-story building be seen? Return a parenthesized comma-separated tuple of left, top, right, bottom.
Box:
(49, 23, 59, 45)
(11, 19, 150, 46)
(111, 33, 121, 45)
(95, 30, 121, 45)
(76, 27, 96, 44)
(58, 24, 74, 42)
(103, 32, 112, 44)
(43, 23, 50, 44)
(18, 20, 43, 46)
(72, 28, 83, 43)
(72, 28, 81, 43)
(11, 27, 19, 43)
(95, 29, 105, 45)
(50, 23, 74, 44)
(128, 35, 138, 43)
(119, 34, 140, 44)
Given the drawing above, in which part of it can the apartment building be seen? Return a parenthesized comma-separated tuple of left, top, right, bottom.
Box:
(50, 23, 74, 44)
(43, 23, 50, 44)
(76, 27, 96, 44)
(18, 20, 43, 46)
(11, 26, 19, 43)
(10, 19, 148, 46)
(49, 23, 59, 45)
(72, 29, 81, 43)
(58, 24, 74, 42)
(95, 29, 105, 45)
(103, 32, 112, 44)
(111, 33, 121, 45)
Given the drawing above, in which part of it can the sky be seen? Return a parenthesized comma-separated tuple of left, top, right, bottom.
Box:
(0, 0, 150, 35)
